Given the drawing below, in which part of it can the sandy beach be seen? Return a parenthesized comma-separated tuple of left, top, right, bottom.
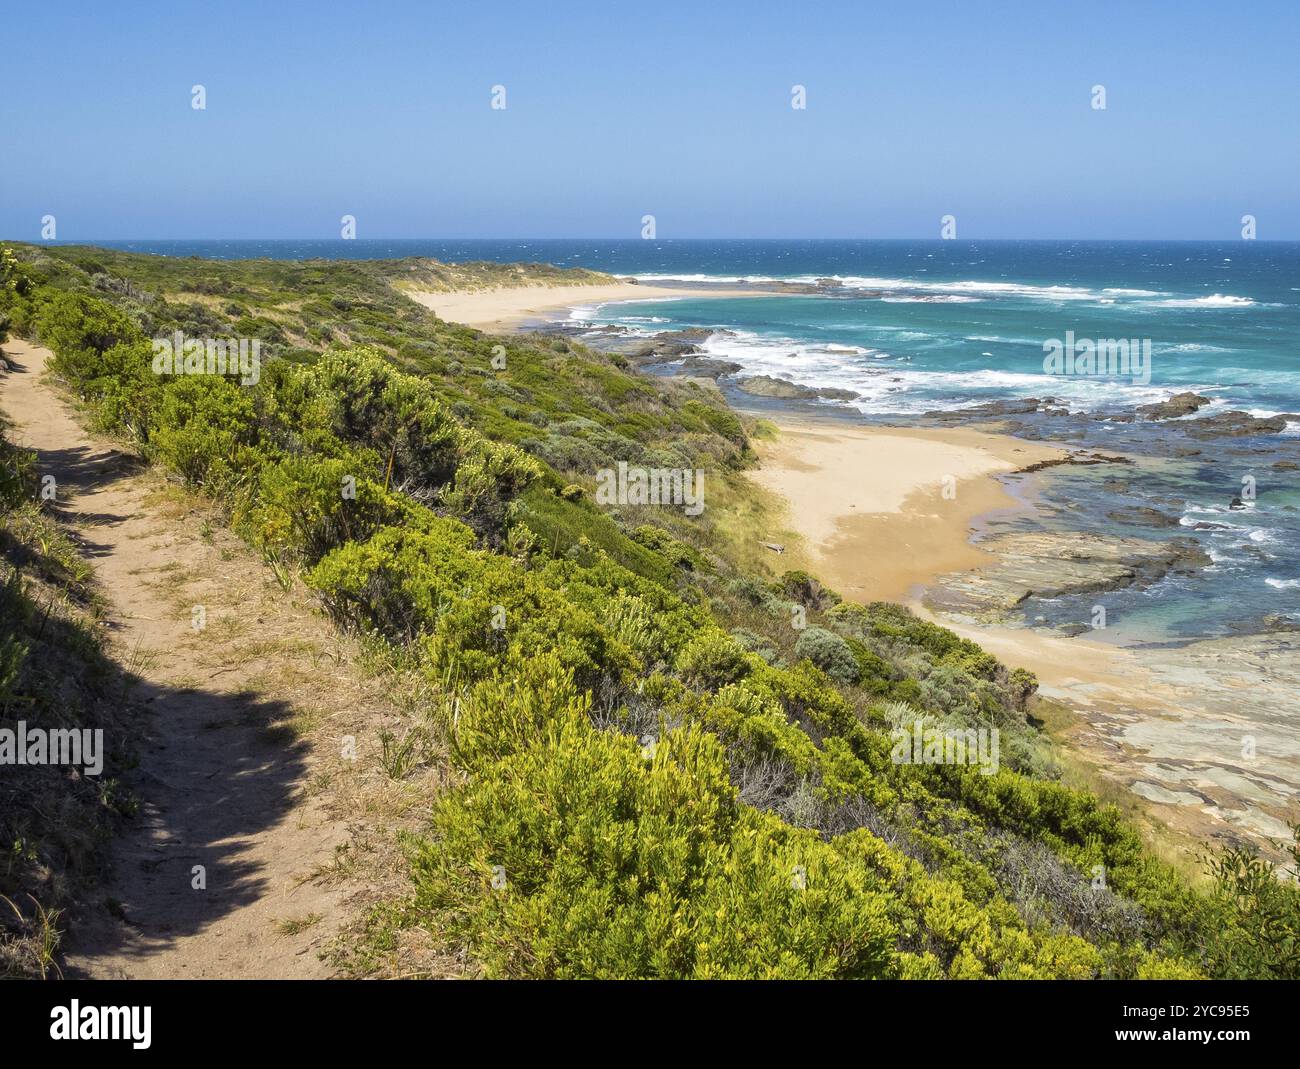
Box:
(406, 280, 773, 331)
(749, 416, 1064, 603)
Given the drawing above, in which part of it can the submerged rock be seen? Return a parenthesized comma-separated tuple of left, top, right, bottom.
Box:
(1016, 450, 1132, 474)
(1106, 506, 1183, 528)
(926, 532, 1210, 616)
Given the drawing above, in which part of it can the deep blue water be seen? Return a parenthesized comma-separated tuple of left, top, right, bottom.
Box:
(81, 238, 1300, 642)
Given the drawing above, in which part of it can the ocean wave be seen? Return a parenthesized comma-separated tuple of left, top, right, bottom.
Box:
(1149, 294, 1257, 308)
(964, 334, 1043, 346)
(1162, 342, 1237, 353)
(686, 328, 1184, 414)
(1265, 577, 1300, 590)
(832, 276, 1098, 300)
(880, 295, 983, 303)
(627, 273, 1267, 311)
(629, 273, 795, 284)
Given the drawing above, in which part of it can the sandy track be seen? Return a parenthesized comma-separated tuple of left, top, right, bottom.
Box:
(1, 339, 375, 978)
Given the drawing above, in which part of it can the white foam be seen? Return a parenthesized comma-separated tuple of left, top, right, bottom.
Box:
(1150, 294, 1257, 308)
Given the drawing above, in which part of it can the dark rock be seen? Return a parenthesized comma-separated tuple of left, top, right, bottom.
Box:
(926, 398, 1043, 420)
(1016, 450, 1133, 474)
(735, 375, 858, 401)
(625, 339, 700, 362)
(678, 356, 742, 378)
(1181, 411, 1295, 439)
(1107, 506, 1183, 528)
(1136, 392, 1212, 420)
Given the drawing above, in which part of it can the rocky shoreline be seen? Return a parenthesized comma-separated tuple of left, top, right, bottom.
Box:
(925, 531, 1211, 620)
(557, 315, 1299, 638)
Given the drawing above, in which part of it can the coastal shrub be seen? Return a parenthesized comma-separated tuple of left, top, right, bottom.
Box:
(1008, 667, 1039, 709)
(308, 521, 478, 639)
(307, 523, 631, 685)
(148, 375, 259, 491)
(844, 637, 898, 696)
(239, 455, 425, 563)
(443, 439, 544, 541)
(1198, 827, 1300, 979)
(779, 570, 840, 610)
(410, 657, 898, 979)
(793, 626, 858, 686)
(34, 290, 144, 391)
(299, 348, 465, 495)
(729, 627, 779, 664)
(82, 340, 162, 440)
(629, 524, 700, 571)
(676, 630, 753, 690)
(509, 486, 672, 585)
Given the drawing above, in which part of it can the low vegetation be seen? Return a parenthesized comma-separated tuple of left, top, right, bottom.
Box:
(2, 240, 1297, 979)
(0, 412, 140, 977)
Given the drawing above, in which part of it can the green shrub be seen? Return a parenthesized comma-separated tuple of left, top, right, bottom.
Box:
(0, 424, 35, 509)
(676, 630, 752, 689)
(148, 375, 259, 491)
(410, 656, 898, 978)
(239, 454, 423, 563)
(34, 290, 143, 391)
(794, 626, 858, 686)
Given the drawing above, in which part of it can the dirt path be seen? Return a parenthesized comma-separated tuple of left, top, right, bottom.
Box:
(0, 339, 398, 978)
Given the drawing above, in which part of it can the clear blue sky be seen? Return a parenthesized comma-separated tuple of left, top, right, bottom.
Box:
(3, 0, 1298, 240)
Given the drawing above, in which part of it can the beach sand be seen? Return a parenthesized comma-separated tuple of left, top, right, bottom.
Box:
(406, 280, 772, 331)
(749, 416, 1064, 603)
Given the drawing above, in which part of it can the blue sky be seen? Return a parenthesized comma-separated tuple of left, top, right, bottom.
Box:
(3, 0, 1298, 240)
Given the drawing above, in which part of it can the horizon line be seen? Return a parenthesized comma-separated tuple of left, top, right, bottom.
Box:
(7, 236, 1300, 245)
